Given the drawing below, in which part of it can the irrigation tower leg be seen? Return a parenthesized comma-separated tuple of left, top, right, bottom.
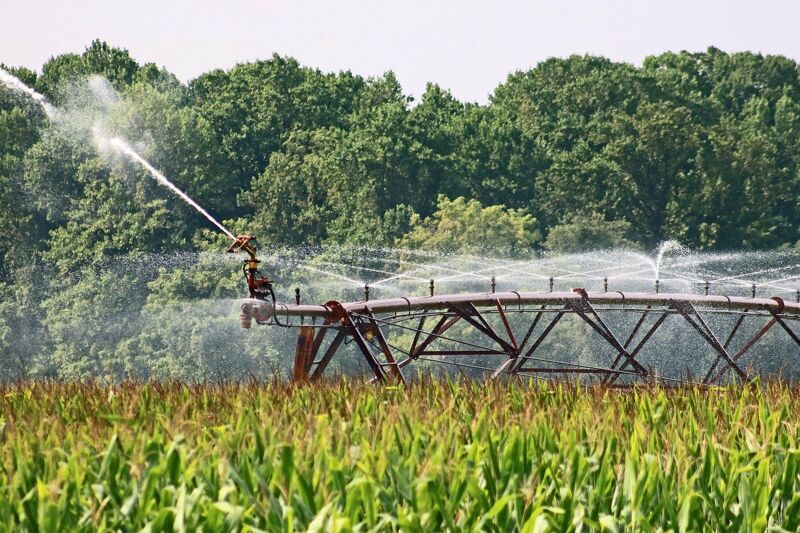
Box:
(292, 325, 316, 382)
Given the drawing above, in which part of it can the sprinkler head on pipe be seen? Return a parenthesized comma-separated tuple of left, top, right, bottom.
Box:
(364, 284, 370, 301)
(655, 279, 660, 294)
(491, 276, 496, 293)
(429, 279, 435, 297)
(227, 234, 275, 302)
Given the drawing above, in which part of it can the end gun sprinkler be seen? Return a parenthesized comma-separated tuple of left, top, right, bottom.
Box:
(227, 235, 280, 327)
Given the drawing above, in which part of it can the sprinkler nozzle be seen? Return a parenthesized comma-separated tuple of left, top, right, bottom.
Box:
(655, 279, 660, 294)
(228, 235, 275, 303)
(429, 279, 435, 297)
(549, 277, 554, 292)
(491, 276, 496, 293)
(364, 284, 370, 301)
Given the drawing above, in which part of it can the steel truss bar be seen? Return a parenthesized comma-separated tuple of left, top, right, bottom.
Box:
(725, 314, 748, 350)
(518, 368, 624, 375)
(304, 326, 329, 375)
(517, 305, 546, 353)
(494, 300, 519, 351)
(673, 302, 748, 382)
(606, 311, 670, 385)
(512, 310, 566, 373)
(516, 354, 641, 377)
(365, 308, 406, 384)
(446, 303, 522, 379)
(346, 314, 389, 383)
(286, 307, 799, 329)
(310, 329, 346, 381)
(416, 356, 571, 385)
(771, 310, 800, 348)
(365, 335, 512, 379)
(273, 289, 800, 384)
(450, 304, 518, 356)
(707, 318, 777, 383)
(375, 326, 702, 387)
(624, 307, 650, 349)
(363, 317, 563, 384)
(409, 315, 426, 355)
(349, 311, 495, 354)
(568, 299, 648, 376)
(416, 356, 499, 373)
(266, 290, 800, 320)
(421, 350, 507, 356)
(517, 353, 703, 387)
(703, 312, 749, 382)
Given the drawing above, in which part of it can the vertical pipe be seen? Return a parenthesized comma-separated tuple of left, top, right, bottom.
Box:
(704, 281, 709, 296)
(655, 279, 660, 294)
(549, 277, 554, 292)
(603, 277, 608, 292)
(429, 279, 435, 297)
(751, 284, 756, 298)
(292, 325, 315, 383)
(364, 284, 370, 301)
(491, 276, 496, 293)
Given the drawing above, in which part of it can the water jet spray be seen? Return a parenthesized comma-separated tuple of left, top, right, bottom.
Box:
(0, 67, 57, 118)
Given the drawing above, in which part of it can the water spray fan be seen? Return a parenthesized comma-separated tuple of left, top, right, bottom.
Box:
(227, 235, 276, 328)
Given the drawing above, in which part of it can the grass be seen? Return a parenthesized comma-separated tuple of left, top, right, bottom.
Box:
(2, 379, 800, 531)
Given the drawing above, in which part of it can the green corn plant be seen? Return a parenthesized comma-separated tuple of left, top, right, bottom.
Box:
(1, 379, 800, 531)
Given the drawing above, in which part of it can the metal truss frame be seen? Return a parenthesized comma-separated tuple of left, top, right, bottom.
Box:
(259, 289, 800, 385)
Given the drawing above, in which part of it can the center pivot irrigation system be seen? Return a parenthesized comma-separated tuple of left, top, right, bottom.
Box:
(228, 236, 800, 386)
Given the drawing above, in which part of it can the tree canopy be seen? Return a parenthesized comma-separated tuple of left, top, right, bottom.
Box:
(2, 41, 800, 379)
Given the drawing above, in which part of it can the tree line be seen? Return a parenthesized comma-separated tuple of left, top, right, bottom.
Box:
(1, 41, 799, 379)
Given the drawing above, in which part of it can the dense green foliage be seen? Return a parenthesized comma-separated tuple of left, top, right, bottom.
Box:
(2, 380, 800, 530)
(3, 41, 800, 378)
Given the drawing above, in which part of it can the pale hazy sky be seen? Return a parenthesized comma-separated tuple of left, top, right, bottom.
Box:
(1, 0, 798, 103)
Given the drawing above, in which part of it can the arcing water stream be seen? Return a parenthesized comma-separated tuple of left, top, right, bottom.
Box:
(0, 69, 235, 240)
(0, 67, 56, 118)
(106, 137, 235, 239)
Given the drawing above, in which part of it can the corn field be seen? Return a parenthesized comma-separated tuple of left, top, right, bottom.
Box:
(2, 380, 800, 531)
